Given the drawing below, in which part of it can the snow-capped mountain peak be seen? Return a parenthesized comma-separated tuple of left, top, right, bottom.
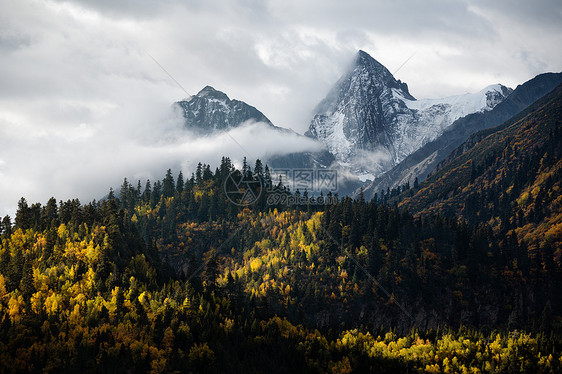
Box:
(355, 50, 415, 100)
(197, 85, 229, 101)
(305, 50, 416, 173)
(306, 50, 511, 177)
(175, 86, 274, 133)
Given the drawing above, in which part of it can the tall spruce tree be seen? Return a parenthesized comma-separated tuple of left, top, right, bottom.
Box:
(162, 169, 175, 198)
(176, 171, 185, 193)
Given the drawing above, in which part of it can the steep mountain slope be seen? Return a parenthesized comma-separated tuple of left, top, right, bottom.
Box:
(175, 85, 276, 133)
(361, 72, 562, 200)
(305, 50, 415, 174)
(306, 50, 511, 176)
(400, 83, 562, 255)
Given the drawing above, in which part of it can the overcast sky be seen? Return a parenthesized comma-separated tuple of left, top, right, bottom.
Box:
(1, 0, 561, 217)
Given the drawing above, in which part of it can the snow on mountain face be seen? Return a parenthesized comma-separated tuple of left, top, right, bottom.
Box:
(306, 50, 414, 174)
(306, 50, 512, 177)
(400, 84, 513, 123)
(175, 86, 274, 133)
(392, 84, 513, 163)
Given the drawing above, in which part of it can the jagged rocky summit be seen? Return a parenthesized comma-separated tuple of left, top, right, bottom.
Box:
(306, 50, 511, 178)
(175, 85, 276, 133)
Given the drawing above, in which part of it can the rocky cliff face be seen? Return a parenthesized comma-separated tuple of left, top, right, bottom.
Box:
(305, 50, 414, 176)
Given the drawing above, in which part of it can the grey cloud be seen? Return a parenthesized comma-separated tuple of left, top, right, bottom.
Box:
(50, 0, 186, 19)
(471, 0, 562, 29)
(265, 0, 495, 39)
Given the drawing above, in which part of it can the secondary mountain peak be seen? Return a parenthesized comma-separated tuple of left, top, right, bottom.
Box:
(481, 83, 513, 108)
(175, 86, 273, 133)
(196, 85, 229, 100)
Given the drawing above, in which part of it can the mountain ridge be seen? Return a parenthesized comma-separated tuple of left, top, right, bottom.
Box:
(360, 72, 562, 200)
(399, 82, 562, 242)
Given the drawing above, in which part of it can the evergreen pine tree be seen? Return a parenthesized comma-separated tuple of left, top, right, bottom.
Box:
(176, 171, 185, 193)
(136, 180, 142, 202)
(20, 256, 35, 300)
(15, 197, 31, 230)
(203, 164, 213, 181)
(162, 169, 175, 198)
(151, 181, 162, 208)
(42, 197, 58, 229)
(1, 215, 12, 238)
(195, 163, 203, 185)
(120, 178, 130, 208)
(143, 179, 152, 202)
(264, 165, 272, 190)
(0, 247, 10, 276)
(254, 159, 263, 178)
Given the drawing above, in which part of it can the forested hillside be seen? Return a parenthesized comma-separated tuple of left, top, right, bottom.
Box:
(1, 146, 561, 372)
(400, 84, 562, 265)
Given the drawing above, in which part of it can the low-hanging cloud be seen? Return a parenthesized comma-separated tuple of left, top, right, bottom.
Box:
(0, 97, 323, 217)
(350, 149, 394, 178)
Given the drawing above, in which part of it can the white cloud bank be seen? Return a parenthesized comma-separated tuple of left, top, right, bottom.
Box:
(0, 108, 321, 216)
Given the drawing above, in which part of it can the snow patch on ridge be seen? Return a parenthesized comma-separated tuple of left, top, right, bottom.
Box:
(401, 84, 512, 125)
